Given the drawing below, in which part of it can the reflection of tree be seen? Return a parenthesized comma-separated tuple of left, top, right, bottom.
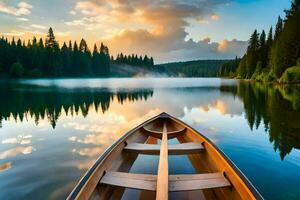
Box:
(221, 82, 300, 160)
(0, 85, 153, 129)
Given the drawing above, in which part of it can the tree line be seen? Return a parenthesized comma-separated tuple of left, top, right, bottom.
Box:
(0, 27, 154, 78)
(218, 57, 241, 77)
(158, 60, 228, 77)
(114, 53, 154, 67)
(219, 0, 300, 83)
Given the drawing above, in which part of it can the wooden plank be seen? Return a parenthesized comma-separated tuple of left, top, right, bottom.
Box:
(100, 171, 157, 191)
(99, 171, 230, 192)
(142, 126, 186, 139)
(124, 142, 204, 155)
(156, 122, 168, 200)
(169, 173, 231, 191)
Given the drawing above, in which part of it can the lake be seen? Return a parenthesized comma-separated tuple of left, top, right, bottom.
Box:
(0, 78, 299, 200)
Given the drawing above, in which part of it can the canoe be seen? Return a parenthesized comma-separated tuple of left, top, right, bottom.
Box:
(68, 112, 263, 200)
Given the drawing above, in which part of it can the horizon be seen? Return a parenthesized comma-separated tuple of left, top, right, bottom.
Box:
(0, 0, 291, 63)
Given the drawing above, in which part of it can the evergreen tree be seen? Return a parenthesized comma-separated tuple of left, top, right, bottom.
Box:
(246, 30, 260, 78)
(45, 27, 58, 49)
(0, 27, 155, 78)
(274, 16, 283, 42)
(259, 30, 267, 68)
(271, 0, 300, 77)
(237, 55, 247, 78)
(61, 42, 72, 76)
(266, 27, 273, 66)
(78, 38, 91, 75)
(91, 44, 101, 76)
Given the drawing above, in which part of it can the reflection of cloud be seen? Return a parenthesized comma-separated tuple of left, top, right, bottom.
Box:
(0, 162, 12, 172)
(77, 159, 96, 170)
(63, 112, 127, 133)
(211, 100, 228, 114)
(199, 99, 243, 116)
(68, 136, 77, 142)
(63, 122, 87, 131)
(73, 147, 104, 157)
(2, 135, 32, 145)
(181, 107, 208, 125)
(76, 133, 116, 145)
(2, 138, 18, 144)
(20, 140, 31, 145)
(67, 108, 161, 171)
(0, 146, 35, 159)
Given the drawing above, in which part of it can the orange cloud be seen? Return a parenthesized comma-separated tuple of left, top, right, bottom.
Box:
(211, 15, 220, 21)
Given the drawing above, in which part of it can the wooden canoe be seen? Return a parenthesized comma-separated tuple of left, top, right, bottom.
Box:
(68, 112, 263, 200)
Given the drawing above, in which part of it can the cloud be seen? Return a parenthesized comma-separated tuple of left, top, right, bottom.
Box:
(69, 10, 76, 15)
(217, 39, 247, 54)
(0, 1, 33, 16)
(198, 19, 209, 24)
(0, 30, 25, 36)
(67, 0, 245, 62)
(17, 17, 29, 21)
(31, 24, 47, 30)
(211, 15, 220, 21)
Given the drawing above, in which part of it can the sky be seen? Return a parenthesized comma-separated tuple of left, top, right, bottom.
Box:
(0, 0, 291, 63)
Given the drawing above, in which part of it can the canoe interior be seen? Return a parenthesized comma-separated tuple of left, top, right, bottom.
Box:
(68, 113, 262, 200)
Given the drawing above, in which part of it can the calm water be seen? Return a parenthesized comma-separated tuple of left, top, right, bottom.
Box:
(0, 78, 299, 200)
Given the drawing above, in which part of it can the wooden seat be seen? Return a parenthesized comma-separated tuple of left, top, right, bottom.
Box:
(124, 142, 204, 155)
(99, 171, 231, 192)
(100, 171, 157, 191)
(142, 126, 186, 139)
(99, 122, 231, 200)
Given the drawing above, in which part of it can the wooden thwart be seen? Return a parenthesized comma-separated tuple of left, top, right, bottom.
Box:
(100, 171, 157, 191)
(124, 142, 204, 155)
(99, 171, 231, 192)
(142, 126, 186, 139)
(169, 173, 231, 191)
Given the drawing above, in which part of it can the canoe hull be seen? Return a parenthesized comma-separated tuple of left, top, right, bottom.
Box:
(68, 112, 263, 200)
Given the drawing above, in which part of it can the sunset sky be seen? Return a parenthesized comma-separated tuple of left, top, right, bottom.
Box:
(0, 0, 291, 63)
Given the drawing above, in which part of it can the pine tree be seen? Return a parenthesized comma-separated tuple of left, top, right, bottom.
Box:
(271, 0, 300, 77)
(92, 44, 101, 76)
(259, 30, 267, 68)
(237, 55, 247, 78)
(246, 30, 260, 78)
(45, 27, 58, 49)
(0, 27, 155, 78)
(274, 16, 283, 42)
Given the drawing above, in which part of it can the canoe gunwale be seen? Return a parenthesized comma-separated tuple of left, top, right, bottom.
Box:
(67, 114, 162, 200)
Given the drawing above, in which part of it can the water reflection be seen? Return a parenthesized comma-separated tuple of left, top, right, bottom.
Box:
(221, 82, 300, 160)
(0, 78, 299, 200)
(0, 83, 153, 128)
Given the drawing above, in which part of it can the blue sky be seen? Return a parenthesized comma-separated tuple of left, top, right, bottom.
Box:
(186, 0, 290, 42)
(0, 0, 292, 63)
